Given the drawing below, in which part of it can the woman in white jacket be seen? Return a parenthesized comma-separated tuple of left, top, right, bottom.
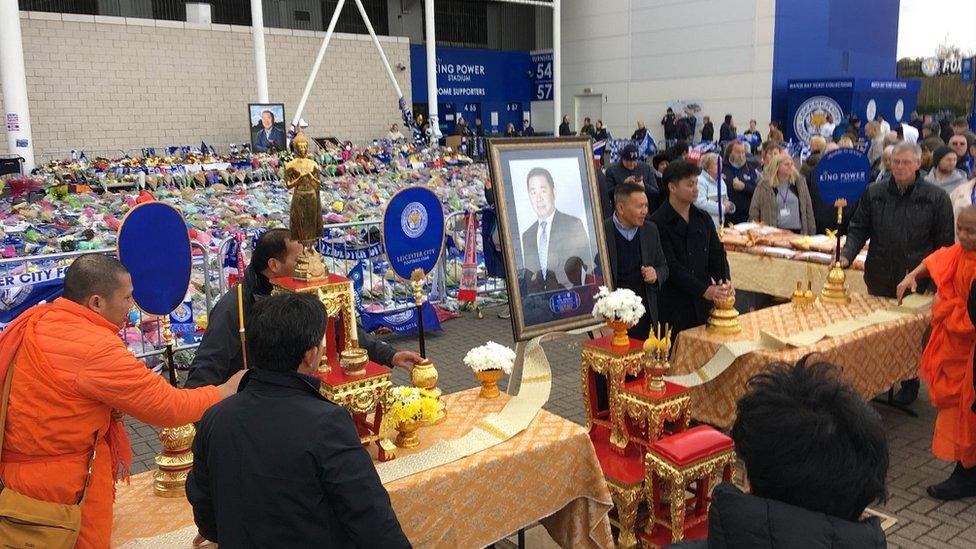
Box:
(695, 152, 735, 229)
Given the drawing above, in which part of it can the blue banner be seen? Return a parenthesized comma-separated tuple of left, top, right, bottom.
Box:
(0, 269, 65, 329)
(815, 148, 871, 204)
(360, 302, 442, 335)
(317, 240, 384, 261)
(383, 186, 446, 280)
(531, 52, 553, 101)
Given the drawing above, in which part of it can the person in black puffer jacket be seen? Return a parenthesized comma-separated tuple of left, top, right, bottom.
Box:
(669, 358, 889, 549)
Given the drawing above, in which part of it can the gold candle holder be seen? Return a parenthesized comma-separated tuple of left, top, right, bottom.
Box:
(820, 262, 851, 304)
(643, 323, 672, 393)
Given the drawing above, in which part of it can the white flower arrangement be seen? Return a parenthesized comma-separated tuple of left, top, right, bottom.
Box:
(463, 341, 516, 374)
(593, 286, 646, 325)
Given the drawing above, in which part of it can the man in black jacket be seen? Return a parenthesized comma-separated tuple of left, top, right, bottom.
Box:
(186, 229, 422, 389)
(672, 359, 889, 548)
(650, 160, 732, 337)
(187, 293, 411, 548)
(605, 144, 661, 214)
(603, 182, 669, 339)
(840, 141, 954, 404)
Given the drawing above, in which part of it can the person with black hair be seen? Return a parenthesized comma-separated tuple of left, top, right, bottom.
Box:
(187, 293, 410, 548)
(186, 229, 422, 389)
(719, 114, 736, 144)
(675, 358, 889, 547)
(649, 160, 732, 337)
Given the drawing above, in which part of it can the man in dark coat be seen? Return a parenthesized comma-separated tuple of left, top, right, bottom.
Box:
(187, 293, 410, 548)
(606, 144, 661, 214)
(719, 114, 736, 144)
(520, 167, 592, 293)
(722, 140, 758, 224)
(650, 160, 732, 337)
(840, 141, 954, 405)
(186, 229, 423, 389)
(672, 359, 889, 549)
(603, 182, 669, 339)
(700, 116, 714, 142)
(661, 108, 676, 147)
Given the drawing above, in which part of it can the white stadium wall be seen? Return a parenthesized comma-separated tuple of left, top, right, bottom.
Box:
(559, 0, 776, 145)
(0, 11, 411, 163)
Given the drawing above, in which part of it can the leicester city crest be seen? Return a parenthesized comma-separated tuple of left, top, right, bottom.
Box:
(921, 57, 940, 77)
(794, 96, 843, 143)
(171, 301, 193, 323)
(401, 202, 429, 238)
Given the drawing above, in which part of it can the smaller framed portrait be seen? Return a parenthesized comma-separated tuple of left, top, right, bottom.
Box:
(248, 103, 287, 153)
(487, 136, 613, 341)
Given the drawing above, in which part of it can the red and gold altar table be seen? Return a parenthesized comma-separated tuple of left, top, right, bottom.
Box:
(111, 388, 613, 548)
(670, 293, 930, 429)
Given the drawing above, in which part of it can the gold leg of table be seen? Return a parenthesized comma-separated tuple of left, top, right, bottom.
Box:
(608, 482, 641, 548)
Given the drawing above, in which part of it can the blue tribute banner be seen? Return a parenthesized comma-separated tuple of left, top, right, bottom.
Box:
(382, 186, 446, 280)
(317, 240, 384, 261)
(814, 148, 871, 204)
(0, 266, 66, 330)
(360, 302, 443, 335)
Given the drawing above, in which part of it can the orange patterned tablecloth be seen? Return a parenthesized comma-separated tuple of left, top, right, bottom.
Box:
(671, 293, 930, 429)
(112, 388, 613, 548)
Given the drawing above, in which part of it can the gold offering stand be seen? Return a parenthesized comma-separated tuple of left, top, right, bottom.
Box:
(270, 268, 398, 461)
(706, 292, 741, 334)
(153, 316, 196, 496)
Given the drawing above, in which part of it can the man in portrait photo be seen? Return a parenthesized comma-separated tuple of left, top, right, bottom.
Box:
(253, 108, 285, 153)
(520, 166, 592, 294)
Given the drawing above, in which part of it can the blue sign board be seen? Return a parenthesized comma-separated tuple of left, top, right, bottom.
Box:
(814, 148, 870, 205)
(382, 186, 446, 280)
(962, 57, 975, 83)
(531, 52, 553, 101)
(118, 202, 191, 316)
(786, 78, 920, 143)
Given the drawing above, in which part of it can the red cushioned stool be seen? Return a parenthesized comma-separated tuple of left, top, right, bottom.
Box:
(640, 425, 736, 548)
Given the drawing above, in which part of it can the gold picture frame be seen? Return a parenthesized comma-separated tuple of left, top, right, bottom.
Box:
(487, 136, 613, 341)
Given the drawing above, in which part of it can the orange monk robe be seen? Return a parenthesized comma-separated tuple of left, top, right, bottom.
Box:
(921, 243, 976, 467)
(0, 298, 222, 548)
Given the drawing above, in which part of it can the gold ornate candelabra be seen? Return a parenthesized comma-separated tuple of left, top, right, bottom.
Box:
(154, 316, 195, 497)
(820, 200, 851, 305)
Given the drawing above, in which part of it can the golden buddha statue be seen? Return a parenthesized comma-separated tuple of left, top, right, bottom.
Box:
(285, 131, 327, 280)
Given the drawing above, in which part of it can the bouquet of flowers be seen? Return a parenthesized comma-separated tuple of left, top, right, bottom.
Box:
(385, 386, 439, 427)
(593, 286, 646, 325)
(463, 341, 516, 374)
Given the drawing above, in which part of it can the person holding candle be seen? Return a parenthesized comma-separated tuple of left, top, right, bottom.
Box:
(695, 153, 735, 229)
(186, 229, 423, 390)
(749, 154, 817, 235)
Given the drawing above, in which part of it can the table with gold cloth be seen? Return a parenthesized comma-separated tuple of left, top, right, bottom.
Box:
(111, 388, 613, 548)
(727, 250, 868, 299)
(670, 294, 929, 429)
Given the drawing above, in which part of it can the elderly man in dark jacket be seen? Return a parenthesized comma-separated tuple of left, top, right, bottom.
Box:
(840, 141, 954, 404)
(604, 182, 669, 339)
(670, 359, 889, 549)
(650, 160, 732, 337)
(186, 229, 422, 389)
(187, 293, 411, 548)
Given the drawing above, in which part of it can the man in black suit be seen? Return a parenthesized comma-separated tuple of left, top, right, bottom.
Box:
(650, 159, 733, 337)
(187, 293, 410, 548)
(254, 110, 285, 152)
(604, 182, 669, 340)
(520, 167, 592, 294)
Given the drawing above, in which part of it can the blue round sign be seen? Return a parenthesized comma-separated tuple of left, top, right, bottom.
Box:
(382, 186, 446, 280)
(117, 202, 192, 315)
(814, 148, 871, 205)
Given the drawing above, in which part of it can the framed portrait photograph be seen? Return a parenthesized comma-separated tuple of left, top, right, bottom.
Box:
(487, 137, 612, 341)
(248, 103, 287, 153)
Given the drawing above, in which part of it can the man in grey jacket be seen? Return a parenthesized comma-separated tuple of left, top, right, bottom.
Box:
(186, 229, 422, 389)
(840, 142, 954, 404)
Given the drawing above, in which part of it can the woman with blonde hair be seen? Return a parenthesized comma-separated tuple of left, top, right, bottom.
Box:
(695, 152, 734, 228)
(749, 153, 817, 234)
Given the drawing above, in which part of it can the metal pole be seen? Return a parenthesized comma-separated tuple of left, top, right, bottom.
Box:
(552, 0, 561, 136)
(292, 0, 346, 126)
(251, 0, 269, 103)
(0, 1, 36, 170)
(352, 0, 404, 97)
(424, 0, 441, 142)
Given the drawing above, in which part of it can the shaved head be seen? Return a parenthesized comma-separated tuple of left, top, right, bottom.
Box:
(63, 254, 129, 304)
(958, 205, 976, 251)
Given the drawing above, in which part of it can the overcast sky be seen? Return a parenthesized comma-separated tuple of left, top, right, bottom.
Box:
(898, 0, 976, 58)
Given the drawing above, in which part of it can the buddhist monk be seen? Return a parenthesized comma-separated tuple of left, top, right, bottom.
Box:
(0, 254, 244, 547)
(896, 205, 976, 500)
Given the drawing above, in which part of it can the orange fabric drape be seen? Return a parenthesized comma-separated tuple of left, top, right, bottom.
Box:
(921, 244, 976, 467)
(0, 298, 221, 548)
